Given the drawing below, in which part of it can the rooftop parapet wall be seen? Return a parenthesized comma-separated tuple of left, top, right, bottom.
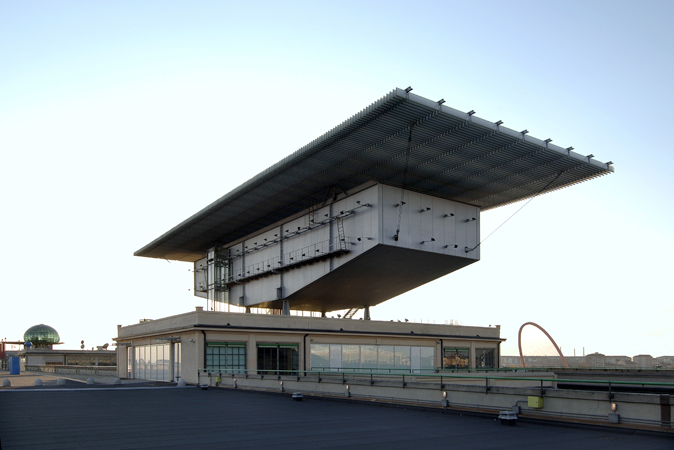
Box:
(115, 309, 501, 341)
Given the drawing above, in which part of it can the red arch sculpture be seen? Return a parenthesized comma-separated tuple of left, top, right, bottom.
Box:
(518, 322, 568, 369)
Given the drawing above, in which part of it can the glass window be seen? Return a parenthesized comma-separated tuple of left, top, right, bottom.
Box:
(420, 347, 435, 372)
(310, 344, 329, 370)
(150, 345, 157, 381)
(378, 346, 394, 371)
(361, 345, 377, 372)
(156, 345, 163, 380)
(311, 344, 434, 373)
(279, 347, 299, 374)
(137, 346, 144, 379)
(257, 346, 276, 375)
(207, 343, 246, 374)
(444, 348, 470, 370)
(329, 344, 342, 371)
(342, 345, 360, 371)
(475, 348, 495, 369)
(127, 346, 133, 378)
(395, 346, 411, 372)
(257, 344, 298, 375)
(411, 347, 421, 373)
(174, 343, 181, 381)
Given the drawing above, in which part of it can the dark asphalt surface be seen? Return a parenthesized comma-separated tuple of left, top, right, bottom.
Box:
(1, 387, 672, 449)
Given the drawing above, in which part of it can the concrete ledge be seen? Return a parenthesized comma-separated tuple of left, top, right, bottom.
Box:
(197, 372, 674, 434)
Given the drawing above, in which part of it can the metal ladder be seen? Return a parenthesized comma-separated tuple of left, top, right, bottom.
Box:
(337, 217, 346, 250)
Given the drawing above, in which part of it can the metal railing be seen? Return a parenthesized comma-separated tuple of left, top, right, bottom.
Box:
(197, 368, 674, 395)
(311, 367, 435, 374)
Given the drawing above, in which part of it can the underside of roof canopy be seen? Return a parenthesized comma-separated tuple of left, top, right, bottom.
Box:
(135, 88, 613, 262)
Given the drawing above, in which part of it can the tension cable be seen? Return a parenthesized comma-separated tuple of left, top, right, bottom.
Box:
(465, 169, 566, 253)
(394, 123, 415, 241)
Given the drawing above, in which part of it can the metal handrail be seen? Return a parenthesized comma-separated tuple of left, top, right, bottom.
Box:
(196, 368, 674, 389)
(438, 366, 674, 372)
(310, 366, 433, 374)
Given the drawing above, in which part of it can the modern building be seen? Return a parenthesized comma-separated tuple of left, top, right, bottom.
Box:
(116, 308, 503, 383)
(116, 88, 613, 384)
(634, 354, 655, 369)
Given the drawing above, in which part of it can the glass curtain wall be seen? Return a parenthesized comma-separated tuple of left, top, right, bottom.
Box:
(134, 343, 176, 381)
(310, 344, 434, 373)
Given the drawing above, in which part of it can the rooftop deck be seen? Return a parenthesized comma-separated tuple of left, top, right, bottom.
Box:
(1, 381, 670, 449)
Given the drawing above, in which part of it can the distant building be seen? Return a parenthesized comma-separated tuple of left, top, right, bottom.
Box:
(500, 355, 585, 368)
(585, 352, 606, 368)
(23, 324, 61, 350)
(605, 355, 632, 367)
(655, 356, 674, 369)
(502, 353, 672, 370)
(12, 324, 116, 369)
(633, 354, 654, 369)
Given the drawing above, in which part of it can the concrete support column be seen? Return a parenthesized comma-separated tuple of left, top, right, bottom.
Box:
(364, 306, 371, 320)
(282, 300, 290, 316)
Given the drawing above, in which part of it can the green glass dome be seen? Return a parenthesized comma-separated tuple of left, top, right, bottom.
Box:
(23, 324, 60, 347)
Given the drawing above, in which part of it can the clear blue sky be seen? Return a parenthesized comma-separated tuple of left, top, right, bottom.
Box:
(1, 1, 672, 357)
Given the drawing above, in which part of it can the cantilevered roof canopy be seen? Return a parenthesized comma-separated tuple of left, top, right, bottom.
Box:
(136, 88, 613, 262)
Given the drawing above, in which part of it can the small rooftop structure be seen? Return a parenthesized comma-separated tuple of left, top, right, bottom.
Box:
(23, 324, 61, 350)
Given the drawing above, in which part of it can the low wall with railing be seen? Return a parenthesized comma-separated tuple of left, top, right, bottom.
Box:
(25, 365, 117, 376)
(196, 369, 673, 433)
